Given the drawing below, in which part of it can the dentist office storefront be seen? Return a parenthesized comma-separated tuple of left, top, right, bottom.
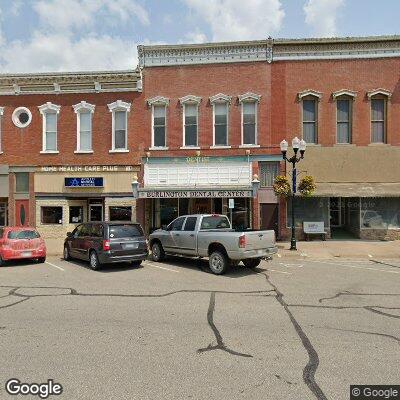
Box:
(133, 156, 260, 233)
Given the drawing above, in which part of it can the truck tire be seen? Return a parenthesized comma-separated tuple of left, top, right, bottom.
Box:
(151, 242, 165, 262)
(209, 251, 229, 275)
(243, 259, 261, 269)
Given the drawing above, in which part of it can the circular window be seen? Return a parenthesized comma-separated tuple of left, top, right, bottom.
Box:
(12, 107, 32, 128)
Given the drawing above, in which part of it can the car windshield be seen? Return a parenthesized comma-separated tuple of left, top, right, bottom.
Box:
(8, 230, 40, 239)
(200, 216, 230, 230)
(109, 224, 143, 238)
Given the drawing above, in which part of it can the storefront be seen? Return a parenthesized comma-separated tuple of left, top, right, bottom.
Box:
(35, 165, 140, 252)
(0, 165, 9, 226)
(133, 156, 260, 233)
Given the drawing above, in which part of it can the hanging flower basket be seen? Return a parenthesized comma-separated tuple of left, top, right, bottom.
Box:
(273, 175, 291, 197)
(298, 175, 316, 197)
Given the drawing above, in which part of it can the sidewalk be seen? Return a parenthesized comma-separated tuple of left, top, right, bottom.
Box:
(277, 239, 400, 260)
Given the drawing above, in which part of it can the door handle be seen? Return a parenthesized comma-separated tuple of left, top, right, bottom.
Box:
(175, 233, 180, 236)
(190, 234, 195, 237)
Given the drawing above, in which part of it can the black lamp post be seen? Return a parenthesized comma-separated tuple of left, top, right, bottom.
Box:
(280, 137, 307, 251)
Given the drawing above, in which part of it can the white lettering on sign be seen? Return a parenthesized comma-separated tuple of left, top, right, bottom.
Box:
(303, 222, 325, 234)
(39, 165, 134, 173)
(138, 190, 253, 199)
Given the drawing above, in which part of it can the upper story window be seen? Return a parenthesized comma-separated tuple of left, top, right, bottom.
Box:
(298, 90, 322, 144)
(148, 96, 169, 149)
(73, 101, 95, 153)
(210, 93, 231, 147)
(107, 100, 131, 152)
(333, 90, 356, 144)
(239, 92, 261, 146)
(38, 102, 61, 153)
(179, 95, 201, 148)
(15, 172, 29, 193)
(367, 89, 391, 144)
(260, 162, 279, 187)
(0, 107, 4, 153)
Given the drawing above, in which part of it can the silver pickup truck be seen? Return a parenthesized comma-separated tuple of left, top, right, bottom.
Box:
(149, 214, 278, 274)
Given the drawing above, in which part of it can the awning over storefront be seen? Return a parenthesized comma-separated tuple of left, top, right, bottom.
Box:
(315, 182, 400, 197)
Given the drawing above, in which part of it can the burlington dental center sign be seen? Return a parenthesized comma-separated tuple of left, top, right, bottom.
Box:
(138, 189, 254, 198)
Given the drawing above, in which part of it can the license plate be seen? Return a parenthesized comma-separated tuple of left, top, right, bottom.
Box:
(21, 251, 32, 257)
(123, 243, 138, 250)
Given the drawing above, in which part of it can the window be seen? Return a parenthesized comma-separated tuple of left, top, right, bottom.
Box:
(371, 98, 386, 143)
(8, 230, 40, 239)
(200, 216, 230, 230)
(39, 102, 61, 152)
(260, 162, 280, 187)
(183, 216, 197, 231)
(108, 100, 131, 151)
(153, 105, 166, 147)
(337, 98, 352, 144)
(109, 206, 132, 222)
(242, 102, 257, 145)
(73, 101, 95, 152)
(91, 224, 104, 238)
(15, 173, 29, 192)
(168, 217, 185, 231)
(110, 224, 143, 238)
(0, 107, 4, 153)
(41, 207, 63, 224)
(69, 206, 83, 223)
(302, 98, 317, 144)
(214, 103, 228, 146)
(0, 203, 7, 226)
(12, 107, 32, 128)
(184, 104, 198, 147)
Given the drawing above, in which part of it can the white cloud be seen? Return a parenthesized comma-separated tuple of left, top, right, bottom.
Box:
(303, 0, 344, 37)
(184, 0, 284, 41)
(184, 30, 208, 44)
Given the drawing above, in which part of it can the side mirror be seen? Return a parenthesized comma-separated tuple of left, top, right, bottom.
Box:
(161, 225, 167, 231)
(67, 232, 73, 238)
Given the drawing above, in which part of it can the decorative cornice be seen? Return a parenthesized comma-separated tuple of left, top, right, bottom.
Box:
(0, 69, 141, 95)
(298, 89, 322, 101)
(179, 95, 202, 105)
(238, 92, 261, 103)
(210, 93, 232, 104)
(147, 96, 170, 106)
(73, 101, 95, 113)
(107, 100, 132, 112)
(38, 102, 61, 114)
(332, 89, 357, 99)
(367, 88, 392, 99)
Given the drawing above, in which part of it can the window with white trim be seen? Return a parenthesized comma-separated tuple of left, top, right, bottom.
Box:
(371, 97, 386, 143)
(107, 100, 131, 151)
(153, 105, 167, 147)
(302, 97, 318, 144)
(184, 104, 198, 147)
(214, 103, 228, 146)
(38, 102, 61, 152)
(242, 102, 257, 145)
(73, 101, 95, 152)
(0, 108, 3, 153)
(336, 97, 352, 144)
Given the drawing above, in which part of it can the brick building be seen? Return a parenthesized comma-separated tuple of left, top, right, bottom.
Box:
(1, 35, 400, 250)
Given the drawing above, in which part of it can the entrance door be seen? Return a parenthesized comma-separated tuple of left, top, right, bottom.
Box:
(89, 204, 103, 222)
(260, 204, 278, 236)
(15, 200, 30, 226)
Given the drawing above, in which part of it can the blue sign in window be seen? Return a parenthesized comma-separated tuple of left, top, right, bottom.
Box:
(65, 177, 104, 187)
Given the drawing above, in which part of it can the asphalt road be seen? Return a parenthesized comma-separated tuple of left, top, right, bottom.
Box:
(0, 254, 399, 400)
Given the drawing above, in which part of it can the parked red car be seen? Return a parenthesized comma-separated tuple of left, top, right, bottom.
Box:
(0, 227, 46, 265)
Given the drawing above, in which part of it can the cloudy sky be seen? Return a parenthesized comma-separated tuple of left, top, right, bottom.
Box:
(0, 0, 398, 73)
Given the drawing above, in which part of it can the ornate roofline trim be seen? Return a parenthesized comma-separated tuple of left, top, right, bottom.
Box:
(367, 88, 392, 99)
(332, 89, 357, 100)
(107, 100, 131, 112)
(210, 93, 232, 104)
(297, 90, 322, 101)
(179, 95, 202, 105)
(38, 102, 61, 114)
(147, 96, 170, 106)
(0, 107, 4, 116)
(238, 92, 261, 103)
(73, 101, 95, 113)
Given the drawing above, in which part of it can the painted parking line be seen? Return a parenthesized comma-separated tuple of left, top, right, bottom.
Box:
(143, 261, 180, 273)
(266, 269, 292, 275)
(309, 260, 400, 275)
(45, 261, 65, 271)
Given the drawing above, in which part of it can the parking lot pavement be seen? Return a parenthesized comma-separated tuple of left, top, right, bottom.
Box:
(0, 256, 399, 400)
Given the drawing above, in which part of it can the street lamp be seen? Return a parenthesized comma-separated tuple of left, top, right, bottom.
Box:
(280, 137, 307, 250)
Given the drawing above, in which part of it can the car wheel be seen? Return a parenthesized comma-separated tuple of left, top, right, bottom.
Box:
(89, 251, 101, 271)
(209, 251, 228, 275)
(131, 260, 142, 267)
(64, 245, 71, 261)
(243, 259, 261, 269)
(37, 257, 46, 263)
(151, 242, 165, 262)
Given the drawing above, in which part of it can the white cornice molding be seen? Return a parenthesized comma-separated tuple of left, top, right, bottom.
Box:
(147, 96, 170, 106)
(332, 89, 357, 100)
(367, 88, 392, 99)
(73, 101, 95, 113)
(38, 102, 61, 114)
(107, 100, 131, 112)
(238, 92, 261, 103)
(210, 93, 232, 104)
(298, 89, 322, 101)
(179, 95, 202, 105)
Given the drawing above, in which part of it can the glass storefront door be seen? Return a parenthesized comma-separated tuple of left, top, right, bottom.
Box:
(89, 204, 103, 221)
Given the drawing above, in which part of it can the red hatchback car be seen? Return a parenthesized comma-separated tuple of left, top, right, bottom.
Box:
(0, 227, 46, 266)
